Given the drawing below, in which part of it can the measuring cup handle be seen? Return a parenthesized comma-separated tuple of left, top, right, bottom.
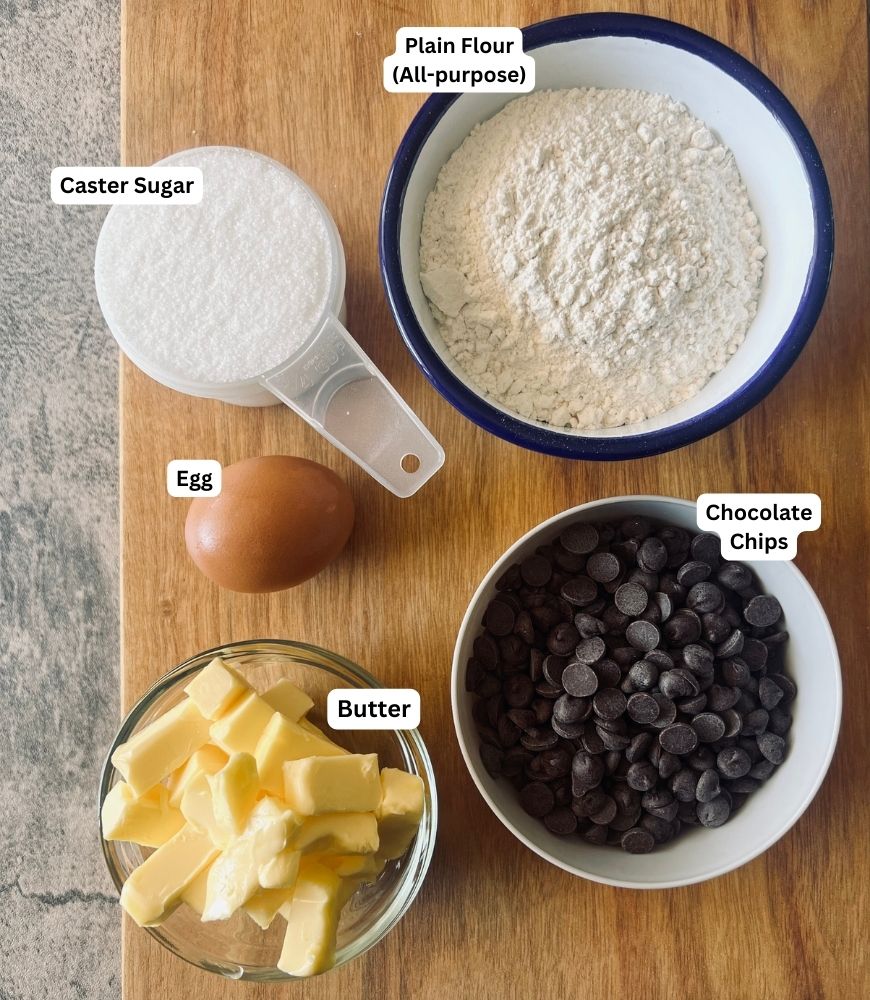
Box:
(262, 317, 444, 498)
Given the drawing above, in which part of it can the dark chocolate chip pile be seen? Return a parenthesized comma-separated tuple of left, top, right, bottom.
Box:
(466, 517, 796, 853)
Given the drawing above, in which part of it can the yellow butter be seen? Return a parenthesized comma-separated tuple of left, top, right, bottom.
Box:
(262, 678, 314, 722)
(184, 657, 250, 720)
(291, 812, 379, 856)
(180, 771, 227, 848)
(180, 861, 213, 916)
(209, 752, 259, 839)
(166, 744, 228, 808)
(259, 847, 301, 889)
(320, 852, 385, 881)
(101, 781, 185, 848)
(210, 691, 275, 756)
(111, 699, 211, 796)
(202, 797, 297, 921)
(376, 768, 424, 860)
(255, 713, 346, 796)
(277, 862, 342, 977)
(298, 717, 340, 745)
(244, 886, 296, 929)
(120, 824, 218, 926)
(283, 753, 381, 816)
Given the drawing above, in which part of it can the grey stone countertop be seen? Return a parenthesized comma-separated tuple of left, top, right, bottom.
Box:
(1, 2, 121, 997)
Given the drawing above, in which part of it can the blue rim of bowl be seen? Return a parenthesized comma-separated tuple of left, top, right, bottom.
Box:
(379, 12, 835, 460)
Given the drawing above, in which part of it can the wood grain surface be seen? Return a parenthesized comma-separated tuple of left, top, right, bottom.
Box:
(120, 2, 869, 997)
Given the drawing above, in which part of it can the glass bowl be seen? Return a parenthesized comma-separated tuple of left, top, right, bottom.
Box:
(99, 639, 437, 981)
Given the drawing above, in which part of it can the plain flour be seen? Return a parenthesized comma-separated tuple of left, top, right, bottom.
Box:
(419, 88, 766, 429)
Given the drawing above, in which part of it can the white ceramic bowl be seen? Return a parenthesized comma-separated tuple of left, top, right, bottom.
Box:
(381, 14, 833, 459)
(451, 496, 841, 888)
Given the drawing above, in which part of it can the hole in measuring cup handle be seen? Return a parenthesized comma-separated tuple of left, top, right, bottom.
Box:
(262, 315, 445, 498)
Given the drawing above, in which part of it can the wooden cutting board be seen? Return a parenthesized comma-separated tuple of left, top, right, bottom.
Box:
(120, 1, 869, 997)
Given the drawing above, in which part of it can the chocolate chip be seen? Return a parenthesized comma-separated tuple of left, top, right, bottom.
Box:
(621, 828, 655, 853)
(589, 795, 618, 825)
(520, 781, 554, 817)
(758, 676, 785, 710)
(744, 594, 783, 628)
(614, 582, 649, 616)
(480, 743, 503, 777)
(560, 523, 599, 555)
(697, 795, 731, 827)
(740, 709, 769, 736)
(547, 622, 580, 656)
(662, 610, 702, 645)
(593, 688, 627, 721)
(626, 619, 660, 652)
(671, 768, 698, 802)
(716, 747, 752, 778)
(695, 769, 721, 803)
(484, 598, 515, 636)
(686, 581, 724, 614)
(627, 692, 660, 725)
(649, 693, 677, 730)
(627, 761, 658, 791)
(692, 712, 726, 743)
(503, 673, 534, 708)
(573, 612, 606, 638)
(592, 658, 621, 688)
(587, 551, 621, 584)
(562, 662, 598, 698)
(542, 654, 569, 687)
(574, 635, 606, 664)
(659, 723, 698, 755)
(544, 806, 578, 835)
(757, 731, 786, 764)
(717, 562, 752, 590)
(571, 751, 605, 794)
(691, 532, 721, 566)
(625, 732, 654, 763)
(561, 575, 598, 607)
(627, 659, 658, 691)
(638, 537, 668, 573)
(677, 560, 711, 587)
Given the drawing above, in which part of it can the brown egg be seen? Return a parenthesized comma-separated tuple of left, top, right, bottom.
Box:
(185, 456, 354, 593)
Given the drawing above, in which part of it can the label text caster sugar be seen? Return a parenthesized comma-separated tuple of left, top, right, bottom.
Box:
(419, 89, 766, 430)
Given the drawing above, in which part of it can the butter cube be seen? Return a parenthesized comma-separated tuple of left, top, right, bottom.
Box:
(180, 771, 226, 848)
(291, 812, 379, 856)
(111, 699, 211, 795)
(209, 752, 259, 839)
(120, 824, 218, 926)
(184, 658, 250, 720)
(298, 717, 341, 746)
(259, 847, 301, 889)
(375, 768, 424, 860)
(321, 853, 385, 882)
(277, 862, 343, 977)
(255, 713, 346, 796)
(283, 753, 381, 816)
(166, 744, 228, 808)
(180, 861, 213, 916)
(210, 691, 275, 755)
(263, 678, 314, 722)
(101, 781, 185, 848)
(202, 797, 297, 921)
(244, 886, 295, 930)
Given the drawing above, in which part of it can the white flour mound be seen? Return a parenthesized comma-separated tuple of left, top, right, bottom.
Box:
(419, 88, 766, 430)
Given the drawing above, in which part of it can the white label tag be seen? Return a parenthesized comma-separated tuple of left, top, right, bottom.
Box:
(384, 27, 534, 93)
(327, 688, 421, 730)
(696, 493, 821, 560)
(51, 166, 203, 205)
(166, 460, 222, 497)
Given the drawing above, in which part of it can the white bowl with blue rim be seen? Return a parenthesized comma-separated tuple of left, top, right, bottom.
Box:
(380, 13, 833, 460)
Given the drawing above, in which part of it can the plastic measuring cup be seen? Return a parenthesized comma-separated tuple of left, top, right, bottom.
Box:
(94, 146, 444, 498)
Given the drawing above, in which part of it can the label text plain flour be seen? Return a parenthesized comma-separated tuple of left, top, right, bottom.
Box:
(420, 88, 766, 429)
